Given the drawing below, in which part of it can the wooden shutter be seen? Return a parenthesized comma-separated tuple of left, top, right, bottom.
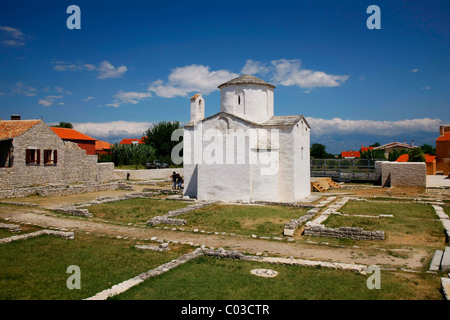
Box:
(36, 149, 40, 164)
(26, 149, 31, 164)
(44, 150, 49, 164)
(54, 150, 58, 164)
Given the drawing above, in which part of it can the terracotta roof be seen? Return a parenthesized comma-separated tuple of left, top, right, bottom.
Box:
(119, 138, 145, 145)
(360, 146, 374, 153)
(190, 93, 201, 101)
(0, 120, 41, 141)
(218, 75, 275, 89)
(395, 154, 409, 162)
(396, 154, 436, 163)
(50, 127, 96, 141)
(95, 140, 113, 150)
(341, 151, 361, 158)
(425, 154, 436, 163)
(437, 132, 450, 142)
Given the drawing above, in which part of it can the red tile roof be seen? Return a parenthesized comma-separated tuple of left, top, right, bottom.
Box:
(95, 140, 113, 151)
(396, 154, 409, 162)
(437, 132, 450, 142)
(360, 146, 374, 153)
(119, 137, 145, 145)
(341, 151, 360, 158)
(50, 127, 96, 141)
(396, 154, 436, 163)
(0, 120, 41, 141)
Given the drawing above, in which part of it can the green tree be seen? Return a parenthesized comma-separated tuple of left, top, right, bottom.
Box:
(52, 122, 73, 129)
(369, 142, 381, 147)
(110, 144, 155, 167)
(420, 144, 436, 155)
(144, 121, 181, 165)
(408, 147, 425, 162)
(310, 143, 334, 159)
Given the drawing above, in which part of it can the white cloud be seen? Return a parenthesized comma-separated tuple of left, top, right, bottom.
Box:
(54, 86, 72, 95)
(72, 121, 154, 140)
(106, 90, 152, 107)
(38, 95, 63, 107)
(270, 59, 349, 88)
(420, 86, 430, 90)
(306, 117, 441, 136)
(52, 60, 127, 79)
(241, 59, 270, 75)
(411, 68, 420, 73)
(12, 82, 37, 96)
(148, 64, 239, 98)
(84, 96, 95, 102)
(96, 60, 127, 79)
(0, 26, 25, 47)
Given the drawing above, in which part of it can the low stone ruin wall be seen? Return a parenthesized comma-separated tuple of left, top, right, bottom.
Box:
(303, 197, 385, 241)
(303, 225, 384, 240)
(146, 201, 217, 226)
(0, 182, 134, 199)
(113, 168, 183, 181)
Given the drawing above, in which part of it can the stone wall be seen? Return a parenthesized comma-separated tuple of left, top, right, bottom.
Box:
(379, 161, 426, 187)
(113, 168, 183, 181)
(303, 225, 385, 240)
(0, 182, 133, 199)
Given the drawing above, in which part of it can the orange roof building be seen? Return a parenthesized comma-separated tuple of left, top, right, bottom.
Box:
(119, 137, 146, 145)
(95, 140, 113, 155)
(436, 125, 450, 175)
(340, 150, 360, 159)
(360, 145, 374, 153)
(50, 127, 97, 155)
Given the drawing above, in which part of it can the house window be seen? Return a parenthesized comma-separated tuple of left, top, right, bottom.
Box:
(0, 140, 13, 168)
(26, 148, 40, 165)
(44, 149, 58, 165)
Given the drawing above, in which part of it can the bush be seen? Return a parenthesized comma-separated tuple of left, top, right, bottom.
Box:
(110, 144, 155, 168)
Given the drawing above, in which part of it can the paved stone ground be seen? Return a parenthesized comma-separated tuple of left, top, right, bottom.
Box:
(427, 175, 450, 187)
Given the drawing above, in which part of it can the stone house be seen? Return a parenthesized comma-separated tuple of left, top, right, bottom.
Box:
(0, 118, 113, 189)
(183, 75, 311, 202)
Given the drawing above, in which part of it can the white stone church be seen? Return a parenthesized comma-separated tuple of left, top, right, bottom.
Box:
(183, 74, 311, 202)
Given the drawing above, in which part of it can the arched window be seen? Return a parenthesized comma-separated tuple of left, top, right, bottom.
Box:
(235, 90, 244, 115)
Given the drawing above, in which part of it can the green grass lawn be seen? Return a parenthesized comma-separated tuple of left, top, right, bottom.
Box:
(176, 204, 307, 237)
(116, 255, 443, 300)
(322, 202, 445, 248)
(0, 232, 190, 300)
(81, 198, 191, 225)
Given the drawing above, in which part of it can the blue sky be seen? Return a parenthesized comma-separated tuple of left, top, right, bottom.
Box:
(0, 0, 449, 153)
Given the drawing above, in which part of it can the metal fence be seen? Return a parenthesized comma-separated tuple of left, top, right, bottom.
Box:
(310, 159, 382, 172)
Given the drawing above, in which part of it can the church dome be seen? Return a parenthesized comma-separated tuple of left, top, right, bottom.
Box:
(218, 74, 275, 89)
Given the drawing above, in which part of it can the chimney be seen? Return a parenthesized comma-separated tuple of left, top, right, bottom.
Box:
(440, 125, 445, 136)
(411, 139, 414, 147)
(10, 115, 21, 120)
(403, 139, 406, 144)
(190, 93, 205, 122)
